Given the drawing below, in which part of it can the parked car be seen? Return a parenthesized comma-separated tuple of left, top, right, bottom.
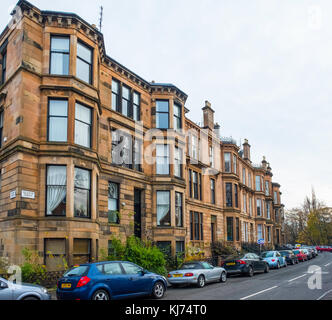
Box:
(57, 261, 168, 300)
(316, 246, 332, 253)
(0, 277, 51, 300)
(302, 246, 316, 258)
(261, 251, 287, 269)
(222, 253, 269, 277)
(293, 249, 308, 262)
(168, 261, 227, 288)
(279, 250, 299, 265)
(301, 248, 313, 260)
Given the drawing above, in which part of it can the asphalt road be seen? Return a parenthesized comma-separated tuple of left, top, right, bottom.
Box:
(163, 252, 332, 300)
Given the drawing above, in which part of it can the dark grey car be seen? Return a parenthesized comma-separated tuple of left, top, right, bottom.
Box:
(0, 277, 51, 300)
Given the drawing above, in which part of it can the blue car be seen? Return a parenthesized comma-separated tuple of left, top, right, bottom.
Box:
(56, 261, 167, 300)
(260, 251, 287, 269)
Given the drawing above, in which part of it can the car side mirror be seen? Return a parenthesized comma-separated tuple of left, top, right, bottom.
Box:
(140, 269, 146, 275)
(0, 282, 8, 289)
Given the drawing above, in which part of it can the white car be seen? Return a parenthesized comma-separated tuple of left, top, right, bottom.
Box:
(168, 261, 227, 288)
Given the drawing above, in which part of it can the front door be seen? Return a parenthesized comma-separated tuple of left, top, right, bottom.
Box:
(134, 189, 142, 239)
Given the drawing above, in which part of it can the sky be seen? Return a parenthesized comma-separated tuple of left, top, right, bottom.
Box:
(1, 0, 332, 210)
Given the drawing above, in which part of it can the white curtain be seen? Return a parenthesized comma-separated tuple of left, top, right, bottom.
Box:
(157, 192, 170, 226)
(47, 166, 67, 215)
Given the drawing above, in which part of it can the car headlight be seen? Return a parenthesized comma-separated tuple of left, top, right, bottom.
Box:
(41, 287, 48, 294)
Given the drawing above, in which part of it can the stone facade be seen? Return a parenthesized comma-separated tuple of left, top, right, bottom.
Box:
(0, 1, 285, 269)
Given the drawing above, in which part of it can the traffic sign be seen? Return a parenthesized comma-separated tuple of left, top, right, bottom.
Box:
(257, 239, 265, 245)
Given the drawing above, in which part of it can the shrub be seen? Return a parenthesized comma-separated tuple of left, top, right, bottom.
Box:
(20, 248, 46, 284)
(106, 236, 167, 275)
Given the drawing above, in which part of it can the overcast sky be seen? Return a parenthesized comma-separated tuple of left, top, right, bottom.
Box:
(1, 0, 332, 210)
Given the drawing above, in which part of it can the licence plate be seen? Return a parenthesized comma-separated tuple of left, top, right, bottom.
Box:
(226, 263, 236, 266)
(173, 274, 183, 277)
(61, 283, 72, 289)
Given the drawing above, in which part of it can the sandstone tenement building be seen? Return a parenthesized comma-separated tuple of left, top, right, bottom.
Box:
(0, 0, 285, 269)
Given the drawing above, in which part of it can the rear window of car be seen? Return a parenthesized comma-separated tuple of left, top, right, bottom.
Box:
(180, 263, 201, 270)
(293, 250, 300, 254)
(261, 252, 274, 258)
(63, 265, 89, 277)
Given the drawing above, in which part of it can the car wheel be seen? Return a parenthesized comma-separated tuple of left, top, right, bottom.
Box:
(92, 289, 110, 300)
(264, 264, 270, 273)
(152, 281, 165, 299)
(197, 275, 205, 288)
(247, 266, 254, 277)
(220, 272, 227, 283)
(276, 262, 280, 269)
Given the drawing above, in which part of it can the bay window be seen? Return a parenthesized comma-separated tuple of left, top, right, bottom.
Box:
(224, 153, 231, 172)
(174, 146, 182, 178)
(156, 144, 170, 175)
(74, 168, 91, 218)
(226, 183, 233, 207)
(76, 41, 93, 84)
(255, 175, 261, 191)
(233, 155, 237, 174)
(173, 102, 182, 130)
(48, 99, 68, 142)
(46, 165, 67, 216)
(157, 191, 170, 226)
(175, 192, 183, 227)
(256, 198, 262, 216)
(75, 103, 92, 148)
(50, 36, 69, 75)
(227, 217, 233, 241)
(156, 100, 169, 129)
(108, 182, 119, 224)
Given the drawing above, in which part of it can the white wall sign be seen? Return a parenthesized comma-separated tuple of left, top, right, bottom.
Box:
(21, 190, 35, 199)
(10, 190, 16, 199)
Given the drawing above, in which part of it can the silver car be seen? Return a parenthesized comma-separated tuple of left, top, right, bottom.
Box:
(0, 277, 51, 300)
(168, 261, 227, 288)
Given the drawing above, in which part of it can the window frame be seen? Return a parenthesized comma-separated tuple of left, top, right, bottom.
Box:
(47, 98, 68, 142)
(224, 152, 231, 173)
(74, 167, 91, 219)
(156, 190, 171, 227)
(76, 40, 93, 85)
(1, 44, 7, 85)
(225, 182, 233, 207)
(108, 182, 120, 224)
(156, 99, 169, 129)
(156, 144, 170, 175)
(49, 35, 70, 76)
(175, 192, 183, 227)
(173, 102, 182, 130)
(210, 178, 216, 204)
(74, 102, 93, 149)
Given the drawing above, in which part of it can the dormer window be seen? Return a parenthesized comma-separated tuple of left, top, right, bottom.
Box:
(50, 36, 69, 75)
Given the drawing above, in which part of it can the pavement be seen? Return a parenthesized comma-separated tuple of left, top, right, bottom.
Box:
(51, 252, 332, 300)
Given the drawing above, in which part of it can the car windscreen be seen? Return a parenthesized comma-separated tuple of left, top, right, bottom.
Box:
(261, 252, 274, 258)
(180, 263, 201, 270)
(279, 251, 289, 256)
(63, 265, 89, 277)
(293, 250, 300, 254)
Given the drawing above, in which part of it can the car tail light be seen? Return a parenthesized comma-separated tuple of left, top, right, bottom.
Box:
(272, 259, 275, 262)
(167, 274, 172, 278)
(76, 276, 91, 288)
(220, 261, 225, 267)
(184, 273, 194, 277)
(236, 260, 246, 265)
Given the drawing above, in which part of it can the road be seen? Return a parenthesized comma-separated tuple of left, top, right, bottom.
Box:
(163, 252, 332, 300)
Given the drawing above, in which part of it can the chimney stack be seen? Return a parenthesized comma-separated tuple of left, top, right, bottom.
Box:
(243, 139, 251, 161)
(202, 100, 215, 130)
(262, 156, 267, 169)
(214, 123, 221, 138)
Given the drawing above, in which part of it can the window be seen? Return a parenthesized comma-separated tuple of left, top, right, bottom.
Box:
(209, 146, 214, 168)
(226, 183, 233, 207)
(274, 191, 278, 204)
(233, 155, 237, 174)
(74, 168, 91, 218)
(121, 85, 130, 118)
(236, 218, 240, 241)
(193, 171, 198, 199)
(189, 169, 192, 197)
(224, 153, 231, 172)
(199, 173, 202, 201)
(156, 242, 172, 256)
(157, 191, 170, 226)
(133, 138, 142, 172)
(156, 144, 170, 175)
(227, 217, 233, 241)
(211, 216, 217, 242)
(267, 202, 271, 219)
(267, 226, 271, 243)
(257, 225, 263, 240)
(248, 173, 252, 188)
(122, 262, 143, 274)
(174, 147, 182, 178)
(243, 193, 247, 213)
(133, 92, 140, 121)
(75, 103, 92, 148)
(0, 111, 3, 148)
(156, 100, 169, 129)
(249, 196, 252, 216)
(190, 212, 203, 240)
(76, 41, 93, 84)
(46, 165, 67, 216)
(50, 36, 69, 75)
(73, 239, 91, 265)
(210, 179, 215, 204)
(97, 262, 123, 275)
(242, 168, 246, 185)
(255, 175, 261, 191)
(256, 199, 262, 216)
(176, 241, 185, 256)
(111, 79, 120, 111)
(1, 44, 7, 85)
(234, 184, 238, 208)
(112, 130, 132, 168)
(48, 99, 68, 142)
(191, 135, 198, 160)
(265, 181, 270, 196)
(44, 239, 66, 271)
(173, 102, 182, 130)
(175, 192, 183, 227)
(108, 182, 119, 224)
